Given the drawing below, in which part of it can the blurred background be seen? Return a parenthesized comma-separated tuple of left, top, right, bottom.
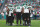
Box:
(0, 0, 40, 20)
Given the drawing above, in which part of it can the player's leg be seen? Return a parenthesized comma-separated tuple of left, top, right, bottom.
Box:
(25, 18, 27, 26)
(22, 13, 25, 25)
(27, 18, 29, 26)
(27, 13, 30, 26)
(12, 17, 14, 23)
(26, 18, 27, 26)
(6, 15, 8, 24)
(11, 13, 14, 24)
(23, 19, 25, 25)
(7, 16, 9, 24)
(16, 13, 19, 25)
(29, 13, 31, 26)
(10, 16, 12, 26)
(25, 18, 26, 25)
(19, 13, 21, 25)
(16, 17, 19, 25)
(22, 16, 25, 25)
(24, 18, 26, 25)
(25, 13, 27, 25)
(27, 17, 29, 25)
(25, 13, 29, 26)
(8, 16, 10, 24)
(28, 18, 30, 25)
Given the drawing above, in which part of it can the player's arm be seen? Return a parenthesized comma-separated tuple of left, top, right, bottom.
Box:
(21, 7, 24, 14)
(30, 6, 33, 14)
(7, 8, 9, 14)
(28, 6, 33, 14)
(13, 9, 16, 14)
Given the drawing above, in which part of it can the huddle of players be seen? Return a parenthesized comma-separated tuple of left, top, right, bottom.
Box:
(6, 4, 32, 26)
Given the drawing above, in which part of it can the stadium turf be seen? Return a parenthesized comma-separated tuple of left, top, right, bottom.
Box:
(0, 20, 40, 27)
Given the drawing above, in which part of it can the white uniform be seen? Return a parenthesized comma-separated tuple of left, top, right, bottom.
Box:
(16, 6, 22, 12)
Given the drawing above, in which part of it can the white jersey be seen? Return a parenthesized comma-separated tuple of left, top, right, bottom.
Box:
(8, 11, 12, 16)
(3, 7, 6, 12)
(16, 6, 22, 12)
(28, 6, 32, 13)
(24, 8, 29, 13)
(23, 5, 29, 13)
(23, 5, 32, 13)
(6, 12, 7, 15)
(8, 7, 14, 13)
(4, 7, 9, 15)
(8, 7, 14, 16)
(28, 6, 32, 9)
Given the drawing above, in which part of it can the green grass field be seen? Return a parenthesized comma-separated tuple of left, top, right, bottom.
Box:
(0, 20, 40, 27)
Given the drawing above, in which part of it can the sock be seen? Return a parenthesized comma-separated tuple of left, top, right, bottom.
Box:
(29, 26, 30, 27)
(23, 21, 24, 24)
(26, 22, 27, 24)
(29, 23, 30, 24)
